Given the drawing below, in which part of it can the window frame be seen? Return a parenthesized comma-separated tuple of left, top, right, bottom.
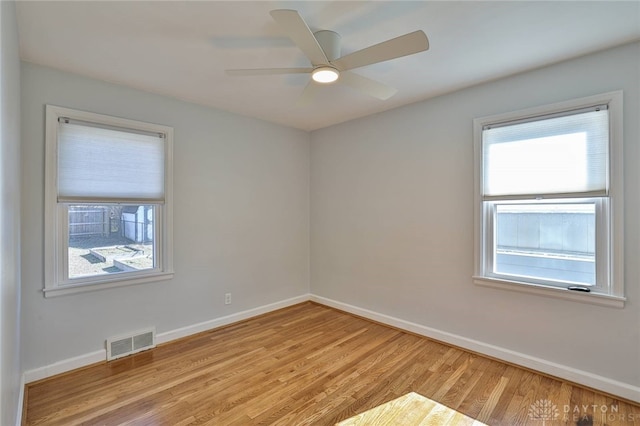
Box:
(44, 105, 174, 297)
(473, 92, 625, 308)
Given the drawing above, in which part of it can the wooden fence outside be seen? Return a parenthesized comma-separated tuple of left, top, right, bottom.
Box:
(69, 207, 109, 237)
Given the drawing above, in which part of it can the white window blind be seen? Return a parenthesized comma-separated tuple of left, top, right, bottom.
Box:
(57, 120, 165, 202)
(482, 108, 609, 199)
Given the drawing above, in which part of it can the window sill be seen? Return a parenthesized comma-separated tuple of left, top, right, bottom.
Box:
(44, 271, 174, 298)
(473, 276, 625, 308)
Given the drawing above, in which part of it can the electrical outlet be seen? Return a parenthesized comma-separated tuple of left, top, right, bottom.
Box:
(224, 293, 232, 305)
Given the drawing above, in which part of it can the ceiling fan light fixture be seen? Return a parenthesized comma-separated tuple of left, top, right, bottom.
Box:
(312, 66, 339, 84)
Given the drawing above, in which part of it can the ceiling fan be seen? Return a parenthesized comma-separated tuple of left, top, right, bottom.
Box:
(226, 9, 429, 102)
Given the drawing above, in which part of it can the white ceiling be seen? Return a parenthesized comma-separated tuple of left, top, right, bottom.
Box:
(16, 1, 640, 131)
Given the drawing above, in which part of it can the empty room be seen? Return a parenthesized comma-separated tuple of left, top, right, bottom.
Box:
(1, 1, 640, 425)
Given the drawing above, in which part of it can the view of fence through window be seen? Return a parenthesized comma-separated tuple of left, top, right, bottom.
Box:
(68, 205, 155, 279)
(494, 203, 596, 285)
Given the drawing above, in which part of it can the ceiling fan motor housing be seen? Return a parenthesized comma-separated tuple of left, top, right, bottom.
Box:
(314, 30, 342, 63)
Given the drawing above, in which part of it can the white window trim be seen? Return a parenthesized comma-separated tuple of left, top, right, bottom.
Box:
(473, 91, 624, 308)
(44, 105, 174, 297)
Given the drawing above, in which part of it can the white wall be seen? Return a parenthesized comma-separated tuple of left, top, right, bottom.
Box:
(311, 42, 640, 389)
(21, 63, 310, 372)
(1, 1, 22, 425)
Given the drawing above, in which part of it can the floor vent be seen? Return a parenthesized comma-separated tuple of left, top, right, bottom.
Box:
(106, 328, 156, 361)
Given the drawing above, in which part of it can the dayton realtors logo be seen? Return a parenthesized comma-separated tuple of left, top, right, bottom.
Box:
(528, 399, 559, 425)
(528, 399, 636, 424)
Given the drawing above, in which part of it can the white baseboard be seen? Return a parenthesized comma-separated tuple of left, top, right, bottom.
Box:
(155, 294, 310, 344)
(22, 294, 310, 385)
(23, 349, 106, 384)
(310, 294, 640, 404)
(15, 373, 25, 426)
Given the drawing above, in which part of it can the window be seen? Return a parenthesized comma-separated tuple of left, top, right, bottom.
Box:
(473, 92, 624, 307)
(45, 105, 173, 297)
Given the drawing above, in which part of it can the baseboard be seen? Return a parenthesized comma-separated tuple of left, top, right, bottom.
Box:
(310, 294, 640, 404)
(23, 349, 106, 384)
(16, 373, 25, 426)
(155, 294, 310, 344)
(22, 294, 310, 385)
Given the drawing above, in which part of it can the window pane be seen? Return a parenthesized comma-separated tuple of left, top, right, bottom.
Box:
(494, 203, 595, 285)
(68, 204, 156, 279)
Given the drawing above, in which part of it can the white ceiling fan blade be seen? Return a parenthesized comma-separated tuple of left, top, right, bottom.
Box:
(270, 9, 329, 66)
(297, 80, 320, 106)
(226, 68, 313, 76)
(339, 71, 397, 100)
(331, 30, 429, 71)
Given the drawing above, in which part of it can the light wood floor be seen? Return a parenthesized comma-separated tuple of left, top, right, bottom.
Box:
(24, 302, 639, 425)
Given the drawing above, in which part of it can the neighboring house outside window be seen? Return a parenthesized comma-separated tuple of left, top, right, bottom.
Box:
(44, 105, 174, 297)
(473, 92, 624, 308)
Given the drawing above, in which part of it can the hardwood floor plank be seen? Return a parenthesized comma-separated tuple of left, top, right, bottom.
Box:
(24, 302, 640, 425)
(475, 375, 509, 423)
(431, 353, 475, 401)
(440, 356, 489, 410)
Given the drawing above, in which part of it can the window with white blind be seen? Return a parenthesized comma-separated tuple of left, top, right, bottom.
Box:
(44, 105, 174, 297)
(473, 92, 624, 307)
